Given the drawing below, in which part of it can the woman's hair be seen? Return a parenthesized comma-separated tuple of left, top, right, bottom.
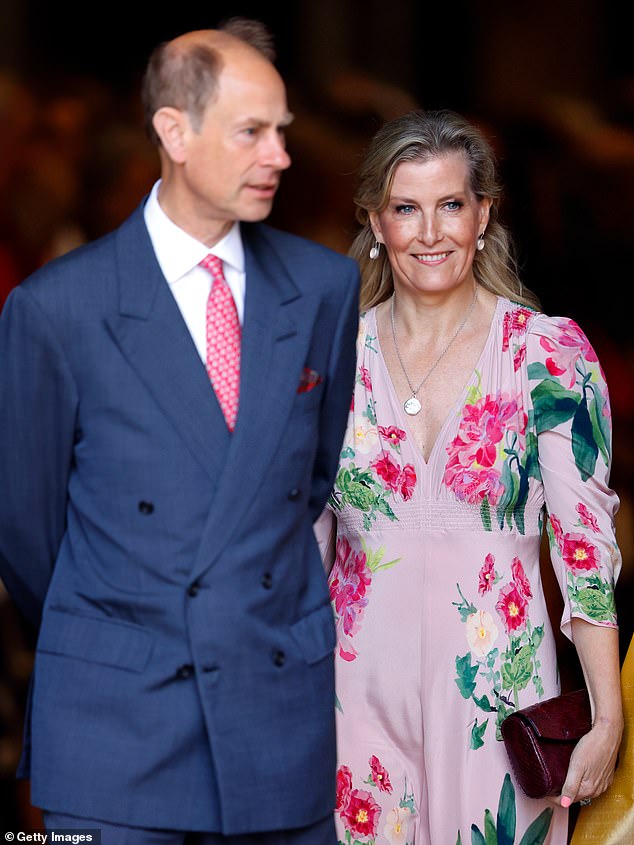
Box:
(349, 109, 540, 310)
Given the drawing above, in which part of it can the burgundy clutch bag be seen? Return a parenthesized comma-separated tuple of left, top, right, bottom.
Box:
(500, 688, 592, 798)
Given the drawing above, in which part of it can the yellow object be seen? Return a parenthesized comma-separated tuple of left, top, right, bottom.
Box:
(570, 635, 634, 844)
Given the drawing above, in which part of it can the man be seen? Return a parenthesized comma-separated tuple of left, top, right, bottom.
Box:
(0, 19, 359, 844)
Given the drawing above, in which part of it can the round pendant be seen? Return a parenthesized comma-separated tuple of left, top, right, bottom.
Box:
(404, 396, 422, 416)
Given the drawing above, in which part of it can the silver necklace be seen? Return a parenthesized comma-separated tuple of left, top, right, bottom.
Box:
(390, 285, 479, 416)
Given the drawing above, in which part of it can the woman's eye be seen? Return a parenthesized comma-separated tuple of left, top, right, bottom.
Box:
(395, 204, 415, 215)
(444, 200, 463, 211)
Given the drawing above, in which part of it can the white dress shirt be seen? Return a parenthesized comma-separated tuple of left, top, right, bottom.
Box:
(143, 180, 246, 363)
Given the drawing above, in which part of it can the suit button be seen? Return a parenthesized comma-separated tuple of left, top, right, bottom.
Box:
(273, 650, 286, 667)
(176, 664, 194, 680)
(261, 572, 273, 589)
(138, 500, 154, 514)
(187, 581, 200, 597)
(288, 488, 301, 501)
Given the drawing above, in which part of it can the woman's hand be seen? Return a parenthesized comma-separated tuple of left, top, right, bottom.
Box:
(555, 619, 624, 808)
(557, 715, 623, 807)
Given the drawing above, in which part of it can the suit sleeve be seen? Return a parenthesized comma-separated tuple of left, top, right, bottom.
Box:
(0, 285, 78, 626)
(309, 261, 359, 521)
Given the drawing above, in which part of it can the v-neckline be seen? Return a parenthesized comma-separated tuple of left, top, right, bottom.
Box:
(371, 296, 503, 469)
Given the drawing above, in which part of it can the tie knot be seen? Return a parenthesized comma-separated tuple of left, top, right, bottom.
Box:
(199, 254, 225, 282)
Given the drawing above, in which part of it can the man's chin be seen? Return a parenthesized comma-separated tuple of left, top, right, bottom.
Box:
(239, 199, 275, 222)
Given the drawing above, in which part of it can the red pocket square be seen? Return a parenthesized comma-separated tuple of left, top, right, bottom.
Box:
(297, 367, 323, 393)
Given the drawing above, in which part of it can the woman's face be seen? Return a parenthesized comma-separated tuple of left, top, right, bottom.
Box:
(370, 152, 491, 297)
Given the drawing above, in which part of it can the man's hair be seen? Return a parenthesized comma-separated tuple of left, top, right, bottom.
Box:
(141, 17, 276, 147)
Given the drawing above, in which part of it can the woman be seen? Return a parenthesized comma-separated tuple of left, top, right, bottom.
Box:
(317, 110, 623, 844)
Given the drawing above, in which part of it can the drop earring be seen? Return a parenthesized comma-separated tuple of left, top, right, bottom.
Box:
(369, 240, 381, 260)
(476, 233, 485, 251)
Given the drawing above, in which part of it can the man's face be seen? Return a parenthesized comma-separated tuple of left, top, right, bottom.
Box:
(181, 49, 292, 239)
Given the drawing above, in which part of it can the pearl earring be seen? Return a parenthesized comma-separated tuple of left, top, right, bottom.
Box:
(476, 234, 485, 251)
(369, 241, 381, 260)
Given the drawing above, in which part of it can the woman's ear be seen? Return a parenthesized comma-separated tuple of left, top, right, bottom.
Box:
(369, 211, 383, 243)
(479, 198, 493, 234)
(152, 107, 189, 164)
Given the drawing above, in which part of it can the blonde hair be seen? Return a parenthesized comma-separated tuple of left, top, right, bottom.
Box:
(350, 109, 540, 311)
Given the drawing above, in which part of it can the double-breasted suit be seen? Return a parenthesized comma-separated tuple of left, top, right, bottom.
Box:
(0, 202, 359, 833)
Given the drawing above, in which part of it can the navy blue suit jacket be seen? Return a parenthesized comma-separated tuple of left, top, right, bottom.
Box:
(0, 203, 359, 833)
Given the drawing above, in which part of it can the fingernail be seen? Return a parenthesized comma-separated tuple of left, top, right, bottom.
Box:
(561, 796, 572, 808)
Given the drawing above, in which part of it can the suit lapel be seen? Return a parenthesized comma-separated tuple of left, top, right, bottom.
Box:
(105, 207, 229, 481)
(190, 224, 318, 580)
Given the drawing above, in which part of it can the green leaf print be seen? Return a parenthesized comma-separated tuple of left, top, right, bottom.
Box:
(526, 362, 552, 382)
(458, 773, 552, 845)
(473, 693, 492, 712)
(497, 774, 516, 845)
(501, 645, 533, 692)
(471, 826, 487, 845)
(531, 380, 579, 433)
(517, 808, 554, 845)
(481, 497, 492, 532)
(575, 585, 616, 621)
(361, 540, 400, 572)
(571, 396, 598, 481)
(333, 464, 397, 525)
(455, 653, 479, 698)
(588, 384, 610, 464)
(523, 433, 541, 482)
(470, 718, 488, 750)
(364, 398, 377, 425)
(496, 461, 517, 530)
(484, 809, 497, 845)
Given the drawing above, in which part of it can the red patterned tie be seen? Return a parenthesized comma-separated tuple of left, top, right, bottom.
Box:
(200, 254, 241, 431)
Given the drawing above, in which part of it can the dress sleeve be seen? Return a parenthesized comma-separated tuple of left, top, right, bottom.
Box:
(527, 313, 621, 640)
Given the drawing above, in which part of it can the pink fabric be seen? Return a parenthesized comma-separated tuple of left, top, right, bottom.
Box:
(201, 254, 241, 431)
(322, 297, 620, 844)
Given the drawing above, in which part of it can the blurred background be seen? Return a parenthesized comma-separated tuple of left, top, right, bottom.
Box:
(1, 0, 633, 834)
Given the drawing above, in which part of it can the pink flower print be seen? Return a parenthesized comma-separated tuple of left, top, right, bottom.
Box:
(341, 789, 381, 839)
(329, 538, 372, 661)
(336, 765, 353, 812)
(513, 343, 527, 372)
(444, 394, 526, 487)
(384, 806, 415, 845)
(443, 463, 505, 506)
(562, 532, 600, 574)
(549, 513, 564, 545)
(539, 319, 598, 389)
(466, 610, 499, 656)
(577, 502, 600, 532)
(502, 307, 533, 351)
(368, 755, 393, 793)
(371, 454, 402, 493)
(511, 557, 533, 600)
(398, 463, 417, 501)
(496, 582, 529, 634)
(478, 553, 496, 595)
(358, 365, 373, 391)
(378, 425, 407, 448)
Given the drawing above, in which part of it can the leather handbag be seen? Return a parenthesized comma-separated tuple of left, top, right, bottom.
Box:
(500, 688, 592, 798)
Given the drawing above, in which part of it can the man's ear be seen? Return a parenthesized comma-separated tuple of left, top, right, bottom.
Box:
(152, 107, 189, 164)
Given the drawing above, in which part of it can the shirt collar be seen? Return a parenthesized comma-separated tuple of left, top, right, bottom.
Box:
(144, 180, 245, 284)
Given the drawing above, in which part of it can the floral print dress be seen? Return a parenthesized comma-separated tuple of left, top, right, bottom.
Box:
(324, 297, 620, 845)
